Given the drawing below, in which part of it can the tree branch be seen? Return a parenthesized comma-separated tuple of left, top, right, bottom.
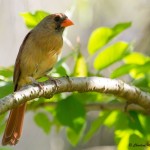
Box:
(0, 77, 150, 114)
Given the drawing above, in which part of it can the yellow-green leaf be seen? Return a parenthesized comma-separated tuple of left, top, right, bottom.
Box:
(111, 64, 137, 78)
(73, 52, 88, 77)
(20, 10, 50, 29)
(88, 27, 113, 54)
(116, 130, 131, 150)
(67, 125, 85, 146)
(124, 52, 150, 65)
(94, 42, 132, 70)
(88, 22, 131, 54)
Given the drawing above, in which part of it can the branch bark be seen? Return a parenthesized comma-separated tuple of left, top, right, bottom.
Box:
(0, 77, 150, 114)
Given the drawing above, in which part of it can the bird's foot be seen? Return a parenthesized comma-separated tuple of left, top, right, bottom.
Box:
(28, 77, 44, 90)
(124, 102, 130, 112)
(65, 74, 72, 84)
(44, 75, 59, 89)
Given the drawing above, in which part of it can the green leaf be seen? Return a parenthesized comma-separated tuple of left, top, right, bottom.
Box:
(112, 52, 150, 79)
(115, 111, 146, 150)
(124, 52, 149, 65)
(128, 111, 145, 134)
(34, 112, 51, 134)
(104, 111, 119, 127)
(73, 52, 88, 77)
(111, 64, 137, 78)
(94, 42, 132, 70)
(56, 95, 86, 133)
(67, 125, 85, 146)
(0, 66, 13, 78)
(138, 114, 150, 134)
(115, 130, 131, 150)
(132, 77, 150, 92)
(128, 134, 146, 150)
(114, 112, 129, 130)
(88, 27, 113, 54)
(55, 65, 67, 76)
(112, 22, 132, 36)
(0, 82, 13, 98)
(88, 22, 131, 54)
(20, 10, 50, 29)
(0, 113, 6, 135)
(129, 61, 150, 79)
(111, 55, 150, 79)
(84, 111, 110, 142)
(0, 148, 12, 150)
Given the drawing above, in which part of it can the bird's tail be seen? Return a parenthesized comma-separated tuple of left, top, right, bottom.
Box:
(2, 103, 26, 145)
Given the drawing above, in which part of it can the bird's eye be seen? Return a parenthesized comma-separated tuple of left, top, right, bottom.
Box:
(54, 16, 61, 22)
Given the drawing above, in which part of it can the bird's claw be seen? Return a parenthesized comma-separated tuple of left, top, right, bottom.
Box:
(33, 82, 44, 90)
(124, 102, 130, 112)
(28, 77, 44, 90)
(45, 75, 59, 89)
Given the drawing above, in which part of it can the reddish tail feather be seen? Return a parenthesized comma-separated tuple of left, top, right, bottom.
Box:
(2, 103, 26, 145)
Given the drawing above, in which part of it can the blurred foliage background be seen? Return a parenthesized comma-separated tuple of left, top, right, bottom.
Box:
(0, 0, 150, 150)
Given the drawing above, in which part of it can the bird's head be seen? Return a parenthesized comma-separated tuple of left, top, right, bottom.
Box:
(36, 13, 74, 33)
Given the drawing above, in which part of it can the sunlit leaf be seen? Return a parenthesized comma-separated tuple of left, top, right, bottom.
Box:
(94, 42, 132, 70)
(0, 66, 13, 78)
(115, 130, 131, 150)
(129, 61, 150, 79)
(128, 111, 145, 134)
(111, 55, 150, 79)
(115, 111, 147, 150)
(111, 64, 137, 78)
(124, 52, 149, 65)
(88, 22, 131, 54)
(73, 52, 88, 77)
(138, 114, 150, 134)
(0, 66, 13, 82)
(67, 125, 85, 146)
(88, 27, 113, 54)
(56, 95, 86, 133)
(129, 133, 146, 149)
(104, 111, 119, 127)
(34, 112, 51, 134)
(20, 10, 50, 29)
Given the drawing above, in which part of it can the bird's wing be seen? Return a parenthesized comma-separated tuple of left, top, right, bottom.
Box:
(13, 31, 32, 91)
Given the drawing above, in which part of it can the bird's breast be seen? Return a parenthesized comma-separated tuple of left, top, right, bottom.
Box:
(34, 48, 61, 78)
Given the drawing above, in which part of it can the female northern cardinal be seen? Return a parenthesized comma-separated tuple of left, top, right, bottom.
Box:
(2, 13, 73, 145)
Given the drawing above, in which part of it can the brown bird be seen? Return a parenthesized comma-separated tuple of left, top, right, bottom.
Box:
(2, 13, 73, 145)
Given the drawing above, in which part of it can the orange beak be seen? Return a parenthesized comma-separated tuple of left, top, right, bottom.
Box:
(61, 18, 74, 27)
